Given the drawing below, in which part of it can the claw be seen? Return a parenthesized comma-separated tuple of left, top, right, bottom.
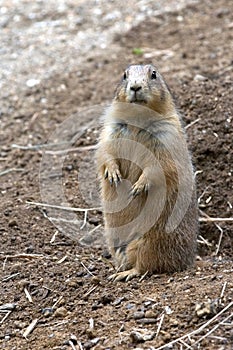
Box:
(108, 268, 139, 282)
(129, 182, 149, 197)
(104, 166, 122, 186)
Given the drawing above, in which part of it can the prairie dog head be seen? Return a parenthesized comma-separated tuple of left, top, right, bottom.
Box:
(115, 64, 174, 115)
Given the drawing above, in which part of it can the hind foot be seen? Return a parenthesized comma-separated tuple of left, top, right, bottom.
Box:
(108, 268, 139, 282)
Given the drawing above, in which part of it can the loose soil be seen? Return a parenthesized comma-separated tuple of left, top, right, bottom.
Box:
(0, 0, 233, 349)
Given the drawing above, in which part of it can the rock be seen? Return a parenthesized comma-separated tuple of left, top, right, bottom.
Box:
(137, 318, 158, 324)
(145, 310, 157, 318)
(83, 337, 100, 349)
(8, 219, 18, 227)
(88, 217, 100, 225)
(99, 294, 114, 305)
(133, 311, 145, 319)
(130, 329, 155, 343)
(42, 308, 54, 317)
(0, 303, 16, 311)
(26, 79, 40, 88)
(195, 299, 219, 317)
(54, 306, 68, 318)
(194, 74, 208, 82)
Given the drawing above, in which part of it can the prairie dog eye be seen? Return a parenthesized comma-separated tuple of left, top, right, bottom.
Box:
(123, 71, 127, 80)
(151, 70, 157, 79)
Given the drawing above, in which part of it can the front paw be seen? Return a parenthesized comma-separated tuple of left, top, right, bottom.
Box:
(104, 161, 122, 186)
(130, 175, 149, 197)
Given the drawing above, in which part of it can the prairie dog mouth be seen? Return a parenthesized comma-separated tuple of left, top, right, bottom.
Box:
(128, 91, 147, 104)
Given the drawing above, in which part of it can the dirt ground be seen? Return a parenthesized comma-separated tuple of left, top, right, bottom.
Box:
(0, 0, 233, 349)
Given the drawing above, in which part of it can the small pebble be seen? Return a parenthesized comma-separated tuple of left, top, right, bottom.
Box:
(133, 311, 145, 319)
(0, 303, 16, 311)
(137, 317, 157, 324)
(145, 310, 157, 318)
(70, 334, 78, 345)
(83, 337, 100, 349)
(194, 74, 208, 82)
(99, 294, 114, 305)
(8, 219, 18, 227)
(54, 306, 67, 318)
(112, 297, 124, 306)
(42, 308, 54, 317)
(26, 79, 40, 87)
(125, 303, 135, 310)
(130, 331, 144, 343)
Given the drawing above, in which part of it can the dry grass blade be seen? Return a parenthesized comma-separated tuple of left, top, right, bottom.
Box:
(26, 200, 101, 212)
(156, 301, 233, 350)
(77, 341, 84, 350)
(0, 311, 12, 324)
(83, 286, 98, 299)
(45, 144, 97, 155)
(187, 312, 233, 349)
(80, 261, 94, 276)
(80, 209, 88, 229)
(68, 340, 78, 350)
(199, 210, 225, 254)
(0, 168, 24, 176)
(155, 313, 165, 338)
(185, 118, 200, 129)
(197, 235, 212, 246)
(11, 141, 70, 150)
(0, 253, 44, 260)
(220, 281, 227, 299)
(199, 217, 233, 222)
(198, 186, 210, 204)
(24, 287, 33, 303)
(215, 223, 224, 255)
(23, 318, 38, 338)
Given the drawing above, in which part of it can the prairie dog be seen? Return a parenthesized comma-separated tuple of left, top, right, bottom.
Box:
(96, 64, 198, 281)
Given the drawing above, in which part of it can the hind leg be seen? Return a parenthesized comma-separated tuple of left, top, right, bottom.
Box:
(108, 239, 140, 281)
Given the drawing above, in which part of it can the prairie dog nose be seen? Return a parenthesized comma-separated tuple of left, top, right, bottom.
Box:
(130, 84, 142, 92)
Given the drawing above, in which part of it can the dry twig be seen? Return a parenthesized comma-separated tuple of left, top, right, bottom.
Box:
(45, 144, 96, 155)
(57, 255, 68, 264)
(155, 301, 233, 350)
(12, 141, 70, 150)
(68, 340, 78, 350)
(77, 341, 84, 350)
(24, 287, 33, 303)
(80, 209, 88, 230)
(83, 286, 98, 299)
(23, 318, 38, 338)
(0, 253, 44, 260)
(50, 230, 59, 243)
(0, 168, 24, 176)
(198, 186, 210, 204)
(199, 217, 233, 223)
(80, 261, 94, 277)
(0, 311, 12, 324)
(155, 313, 165, 338)
(186, 312, 233, 349)
(215, 223, 224, 255)
(2, 272, 20, 282)
(26, 200, 101, 212)
(197, 235, 212, 247)
(185, 118, 200, 130)
(220, 282, 227, 300)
